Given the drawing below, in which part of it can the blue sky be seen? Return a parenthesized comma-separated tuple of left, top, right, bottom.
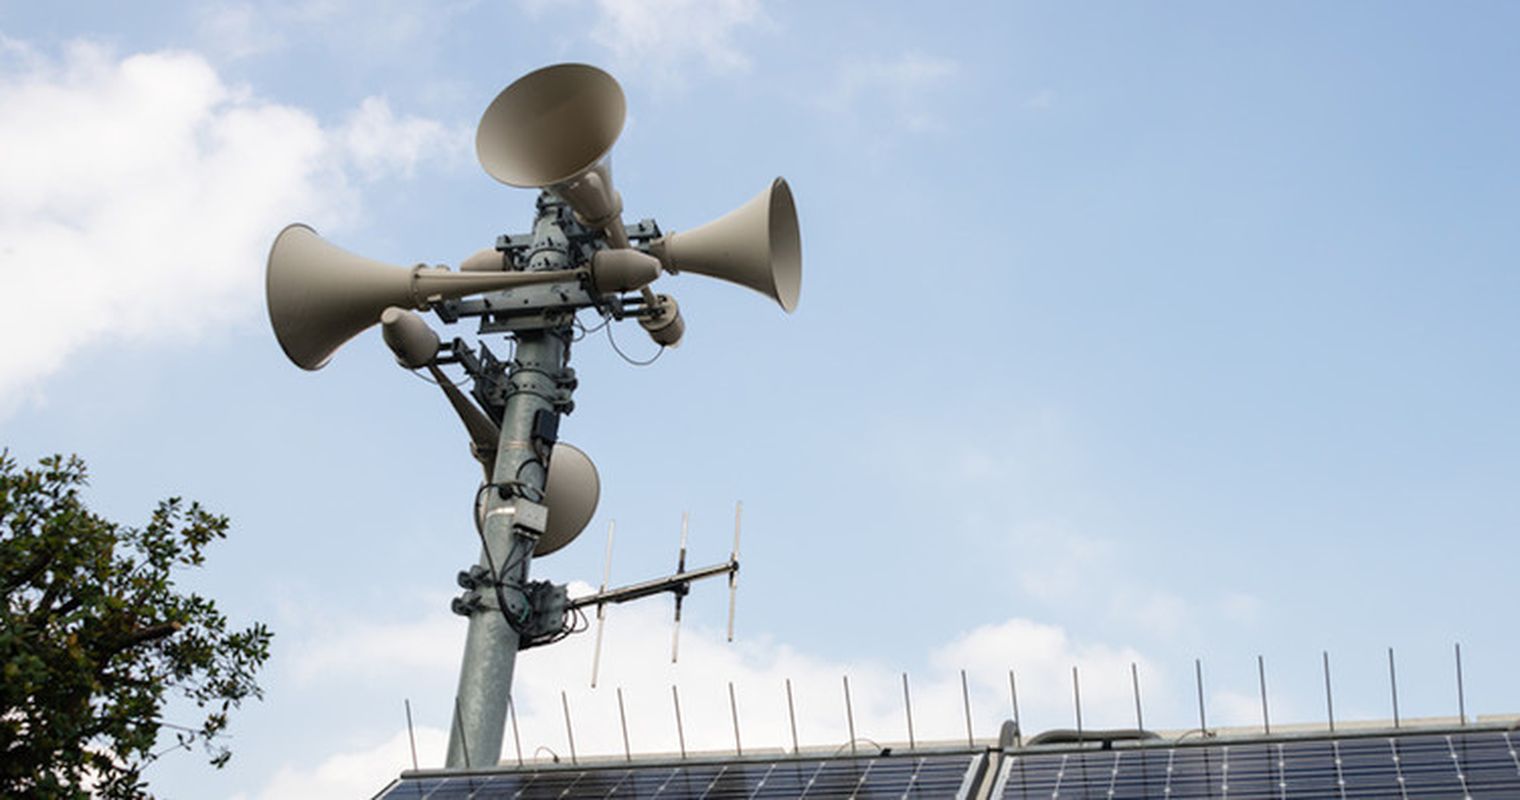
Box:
(3, 1, 1518, 796)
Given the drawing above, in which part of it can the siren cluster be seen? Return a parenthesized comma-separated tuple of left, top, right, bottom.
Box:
(268, 63, 799, 368)
(264, 63, 800, 770)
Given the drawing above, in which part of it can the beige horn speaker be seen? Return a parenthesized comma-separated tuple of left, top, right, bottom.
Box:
(647, 178, 802, 312)
(474, 442, 600, 557)
(537, 442, 600, 556)
(266, 224, 582, 370)
(476, 63, 630, 243)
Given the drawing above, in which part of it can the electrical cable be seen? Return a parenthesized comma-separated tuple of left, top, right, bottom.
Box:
(404, 361, 476, 388)
(832, 738, 885, 757)
(404, 367, 443, 386)
(533, 746, 561, 764)
(471, 482, 530, 634)
(572, 310, 612, 342)
(605, 320, 664, 366)
(472, 474, 552, 612)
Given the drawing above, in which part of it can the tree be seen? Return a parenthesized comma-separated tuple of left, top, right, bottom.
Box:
(0, 452, 272, 798)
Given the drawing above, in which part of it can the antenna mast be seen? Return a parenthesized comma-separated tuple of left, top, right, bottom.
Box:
(263, 63, 800, 771)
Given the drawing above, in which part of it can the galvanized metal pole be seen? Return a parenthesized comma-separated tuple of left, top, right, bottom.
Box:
(446, 196, 576, 768)
(961, 669, 974, 747)
(1257, 655, 1270, 735)
(1131, 663, 1145, 733)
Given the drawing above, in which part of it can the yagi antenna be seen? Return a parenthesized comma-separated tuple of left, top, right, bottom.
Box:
(569, 505, 741, 682)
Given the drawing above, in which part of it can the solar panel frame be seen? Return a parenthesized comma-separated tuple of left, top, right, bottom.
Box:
(371, 747, 986, 800)
(988, 723, 1520, 800)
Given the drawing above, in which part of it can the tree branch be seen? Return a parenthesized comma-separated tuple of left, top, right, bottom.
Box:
(2, 550, 53, 594)
(118, 622, 183, 651)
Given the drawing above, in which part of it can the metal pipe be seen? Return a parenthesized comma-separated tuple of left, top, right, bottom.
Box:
(617, 688, 631, 762)
(673, 685, 687, 759)
(1455, 643, 1467, 726)
(405, 699, 419, 771)
(786, 679, 800, 754)
(729, 682, 743, 756)
(446, 196, 575, 768)
(961, 669, 974, 747)
(1072, 666, 1083, 739)
(843, 676, 857, 756)
(562, 691, 577, 765)
(509, 695, 523, 767)
(1323, 651, 1335, 733)
(903, 673, 917, 751)
(1194, 659, 1207, 734)
(1008, 669, 1021, 747)
(1258, 655, 1271, 735)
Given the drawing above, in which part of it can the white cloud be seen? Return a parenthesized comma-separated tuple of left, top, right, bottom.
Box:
(0, 39, 457, 414)
(195, 4, 285, 60)
(192, 0, 477, 65)
(823, 52, 960, 134)
(1012, 523, 1115, 603)
(516, 0, 766, 86)
(592, 0, 763, 82)
(1220, 591, 1263, 623)
(338, 96, 470, 180)
(1211, 688, 1268, 730)
(287, 605, 464, 684)
(1109, 589, 1189, 639)
(932, 618, 1160, 732)
(260, 586, 1163, 795)
(867, 414, 1196, 641)
(249, 727, 449, 800)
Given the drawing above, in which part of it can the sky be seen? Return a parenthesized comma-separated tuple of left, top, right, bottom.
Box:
(3, 1, 1519, 796)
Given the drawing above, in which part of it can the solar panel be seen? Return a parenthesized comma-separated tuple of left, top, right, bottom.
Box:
(373, 750, 984, 799)
(989, 728, 1520, 799)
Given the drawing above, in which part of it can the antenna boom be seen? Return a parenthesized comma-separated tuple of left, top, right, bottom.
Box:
(567, 560, 736, 610)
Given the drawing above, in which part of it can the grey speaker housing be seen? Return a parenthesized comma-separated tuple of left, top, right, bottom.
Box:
(380, 307, 441, 369)
(476, 64, 626, 188)
(649, 178, 802, 312)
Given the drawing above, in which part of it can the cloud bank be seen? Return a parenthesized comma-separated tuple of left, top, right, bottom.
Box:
(0, 39, 462, 413)
(256, 584, 1164, 797)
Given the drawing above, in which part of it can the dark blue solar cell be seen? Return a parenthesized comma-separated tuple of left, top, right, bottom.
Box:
(1464, 731, 1520, 794)
(373, 751, 979, 799)
(988, 730, 1520, 800)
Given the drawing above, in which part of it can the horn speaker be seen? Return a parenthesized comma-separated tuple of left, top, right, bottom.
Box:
(266, 224, 579, 370)
(537, 443, 600, 556)
(649, 178, 802, 312)
(476, 63, 630, 242)
(474, 442, 600, 557)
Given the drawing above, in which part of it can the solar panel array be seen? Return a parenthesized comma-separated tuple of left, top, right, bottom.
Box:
(372, 724, 1520, 799)
(991, 728, 1520, 799)
(374, 751, 981, 799)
